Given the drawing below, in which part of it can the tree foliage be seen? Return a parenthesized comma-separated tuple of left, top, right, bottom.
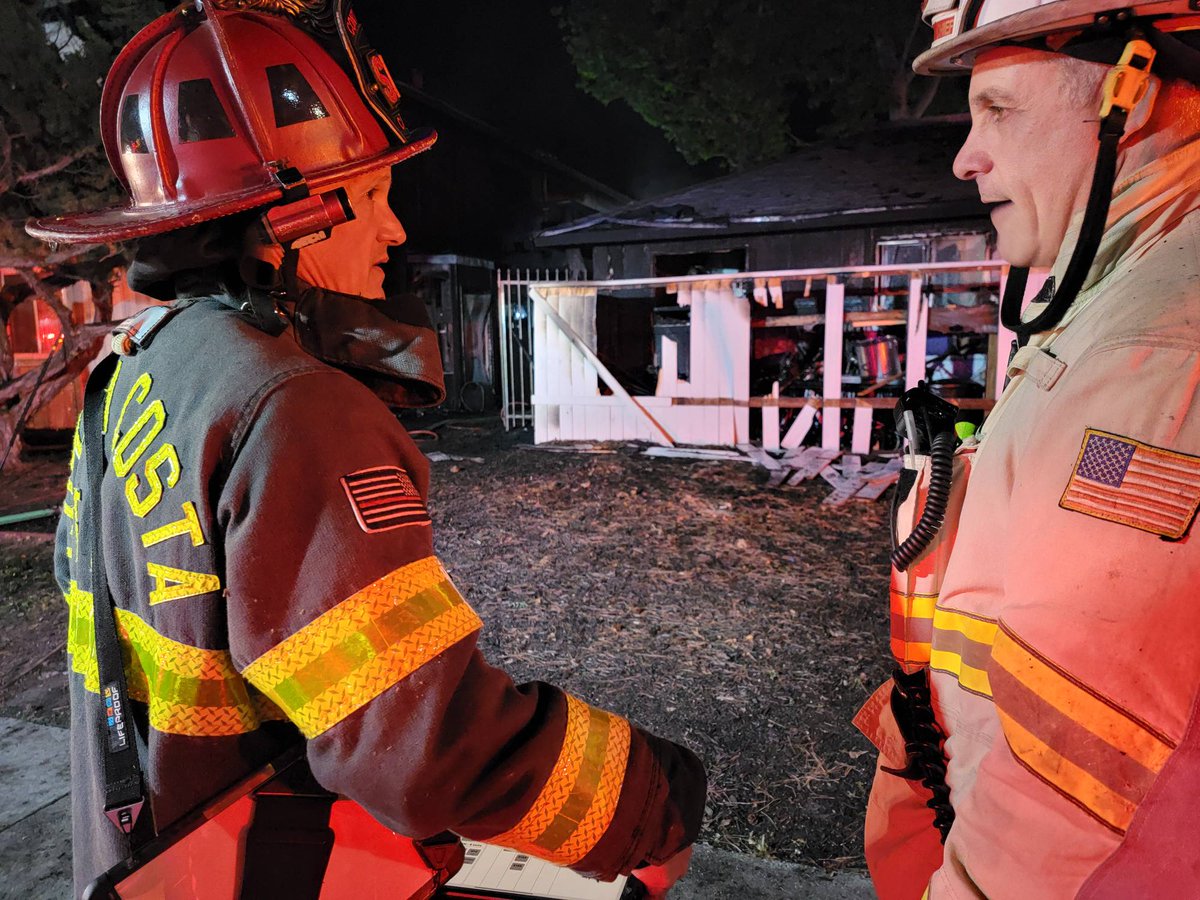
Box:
(557, 0, 954, 171)
(0, 0, 162, 468)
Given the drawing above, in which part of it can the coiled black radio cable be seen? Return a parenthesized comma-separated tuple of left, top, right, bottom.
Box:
(890, 429, 956, 572)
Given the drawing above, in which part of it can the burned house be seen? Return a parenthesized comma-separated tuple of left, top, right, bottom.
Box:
(502, 119, 1020, 450)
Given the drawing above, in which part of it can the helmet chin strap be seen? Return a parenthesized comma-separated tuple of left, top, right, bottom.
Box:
(1001, 37, 1157, 343)
(280, 244, 302, 303)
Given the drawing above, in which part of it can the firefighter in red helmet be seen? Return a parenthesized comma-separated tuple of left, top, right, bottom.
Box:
(855, 2, 1200, 898)
(32, 2, 703, 896)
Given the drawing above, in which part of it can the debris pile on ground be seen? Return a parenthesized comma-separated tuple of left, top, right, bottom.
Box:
(639, 443, 904, 506)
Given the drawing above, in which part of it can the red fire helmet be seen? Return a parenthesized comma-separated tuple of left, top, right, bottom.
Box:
(27, 0, 436, 244)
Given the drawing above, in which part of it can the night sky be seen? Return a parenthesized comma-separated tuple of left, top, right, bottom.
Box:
(355, 1, 719, 201)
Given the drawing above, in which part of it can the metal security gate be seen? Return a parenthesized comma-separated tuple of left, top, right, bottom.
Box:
(497, 268, 580, 430)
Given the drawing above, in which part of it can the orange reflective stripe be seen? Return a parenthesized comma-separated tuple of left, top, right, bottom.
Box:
(890, 590, 936, 673)
(243, 557, 482, 738)
(997, 708, 1139, 833)
(993, 629, 1174, 775)
(992, 627, 1176, 833)
(64, 580, 281, 737)
(488, 693, 631, 866)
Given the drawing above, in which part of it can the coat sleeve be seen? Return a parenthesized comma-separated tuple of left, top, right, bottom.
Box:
(216, 368, 705, 879)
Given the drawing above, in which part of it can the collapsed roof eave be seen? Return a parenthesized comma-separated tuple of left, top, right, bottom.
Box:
(534, 199, 990, 248)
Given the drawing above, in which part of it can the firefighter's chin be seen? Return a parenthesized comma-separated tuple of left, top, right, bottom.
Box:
(363, 265, 387, 301)
(992, 205, 1037, 269)
(991, 201, 1065, 269)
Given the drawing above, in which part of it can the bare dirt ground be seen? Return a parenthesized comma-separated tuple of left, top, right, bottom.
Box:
(0, 422, 893, 870)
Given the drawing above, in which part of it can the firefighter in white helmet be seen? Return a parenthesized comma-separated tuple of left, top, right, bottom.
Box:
(855, 2, 1200, 897)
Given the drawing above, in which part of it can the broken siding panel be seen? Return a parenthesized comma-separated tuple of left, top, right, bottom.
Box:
(533, 281, 553, 442)
(851, 407, 873, 456)
(782, 405, 817, 450)
(763, 382, 781, 451)
(671, 285, 750, 446)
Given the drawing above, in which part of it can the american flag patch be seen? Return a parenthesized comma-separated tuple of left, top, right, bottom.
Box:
(340, 466, 430, 533)
(1059, 429, 1200, 539)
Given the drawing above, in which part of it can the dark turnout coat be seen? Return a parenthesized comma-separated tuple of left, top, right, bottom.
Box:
(58, 289, 705, 895)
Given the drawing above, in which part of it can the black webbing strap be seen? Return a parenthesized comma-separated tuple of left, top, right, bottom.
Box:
(81, 352, 148, 836)
(237, 765, 337, 900)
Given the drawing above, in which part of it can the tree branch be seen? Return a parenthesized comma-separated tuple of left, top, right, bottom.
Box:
(16, 145, 98, 185)
(17, 269, 74, 352)
(0, 322, 109, 409)
(0, 308, 12, 383)
(0, 127, 13, 195)
(0, 245, 104, 269)
(912, 77, 941, 119)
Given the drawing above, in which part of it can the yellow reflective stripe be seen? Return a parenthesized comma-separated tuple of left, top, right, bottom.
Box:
(488, 693, 631, 866)
(66, 582, 101, 692)
(932, 608, 998, 645)
(64, 581, 280, 737)
(243, 557, 483, 739)
(992, 630, 1174, 778)
(929, 648, 993, 697)
(928, 606, 997, 697)
(997, 708, 1137, 833)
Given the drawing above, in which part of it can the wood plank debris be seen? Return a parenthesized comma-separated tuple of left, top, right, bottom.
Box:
(642, 446, 755, 463)
(820, 455, 863, 506)
(783, 447, 841, 484)
(852, 458, 904, 501)
(618, 439, 905, 505)
(425, 452, 485, 463)
(518, 443, 618, 454)
(737, 443, 783, 471)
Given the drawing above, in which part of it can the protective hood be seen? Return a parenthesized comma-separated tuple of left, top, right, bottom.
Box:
(126, 227, 445, 409)
(289, 284, 445, 409)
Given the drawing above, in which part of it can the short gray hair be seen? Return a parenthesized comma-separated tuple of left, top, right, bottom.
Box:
(1056, 55, 1107, 110)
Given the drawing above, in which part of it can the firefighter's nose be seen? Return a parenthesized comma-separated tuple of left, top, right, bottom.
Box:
(953, 129, 993, 182)
(380, 208, 407, 247)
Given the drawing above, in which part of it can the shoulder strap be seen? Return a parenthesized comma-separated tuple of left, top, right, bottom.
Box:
(81, 352, 148, 837)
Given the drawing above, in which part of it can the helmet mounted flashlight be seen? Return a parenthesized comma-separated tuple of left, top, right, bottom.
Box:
(261, 187, 354, 249)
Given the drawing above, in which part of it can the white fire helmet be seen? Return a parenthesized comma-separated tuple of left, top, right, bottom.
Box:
(916, 0, 1200, 75)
